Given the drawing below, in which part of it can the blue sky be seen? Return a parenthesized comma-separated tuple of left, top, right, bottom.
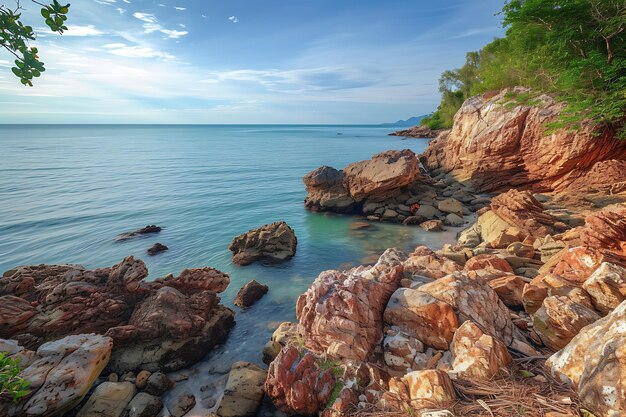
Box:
(0, 0, 505, 124)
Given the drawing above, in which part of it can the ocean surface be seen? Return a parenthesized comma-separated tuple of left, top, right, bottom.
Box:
(0, 124, 466, 414)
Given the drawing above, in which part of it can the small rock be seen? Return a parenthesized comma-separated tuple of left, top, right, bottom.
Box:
(349, 221, 371, 230)
(77, 382, 136, 417)
(444, 213, 464, 226)
(420, 220, 444, 232)
(135, 370, 151, 390)
(415, 204, 441, 219)
(108, 373, 119, 382)
(382, 208, 399, 219)
(121, 372, 136, 383)
(147, 243, 168, 256)
(402, 215, 425, 226)
(168, 393, 196, 417)
(144, 372, 172, 396)
(507, 242, 535, 258)
(437, 198, 464, 216)
(234, 280, 269, 308)
(125, 392, 163, 417)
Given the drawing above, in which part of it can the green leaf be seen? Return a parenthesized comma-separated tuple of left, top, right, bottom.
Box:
(41, 8, 50, 18)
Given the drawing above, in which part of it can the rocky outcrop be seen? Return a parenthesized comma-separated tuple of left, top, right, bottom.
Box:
(421, 87, 626, 193)
(117, 225, 161, 241)
(229, 221, 297, 265)
(548, 299, 626, 417)
(303, 149, 427, 216)
(388, 125, 447, 139)
(0, 334, 113, 417)
(296, 248, 406, 361)
(0, 258, 234, 373)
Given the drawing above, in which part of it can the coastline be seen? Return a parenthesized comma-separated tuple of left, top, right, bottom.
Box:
(1, 89, 625, 417)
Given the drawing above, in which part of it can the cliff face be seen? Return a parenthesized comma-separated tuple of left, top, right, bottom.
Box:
(422, 87, 626, 194)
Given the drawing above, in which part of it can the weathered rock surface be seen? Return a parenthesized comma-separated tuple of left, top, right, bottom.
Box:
(262, 322, 298, 365)
(217, 361, 267, 417)
(167, 392, 195, 417)
(77, 381, 136, 417)
(229, 221, 297, 265)
(265, 346, 335, 416)
(403, 246, 461, 279)
(234, 280, 268, 308)
(0, 334, 113, 417)
(123, 392, 163, 417)
(0, 258, 234, 373)
(450, 321, 512, 380)
(383, 370, 456, 410)
(421, 87, 626, 193)
(583, 263, 626, 315)
(296, 248, 406, 360)
(303, 150, 431, 221)
(533, 295, 601, 351)
(548, 299, 626, 417)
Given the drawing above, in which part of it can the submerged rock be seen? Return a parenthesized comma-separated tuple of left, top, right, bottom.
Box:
(117, 225, 162, 241)
(229, 221, 297, 265)
(147, 242, 168, 256)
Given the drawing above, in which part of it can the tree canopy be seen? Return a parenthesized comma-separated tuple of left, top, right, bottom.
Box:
(422, 0, 626, 137)
(0, 0, 70, 86)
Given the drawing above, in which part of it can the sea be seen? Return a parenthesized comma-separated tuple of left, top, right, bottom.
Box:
(0, 124, 466, 414)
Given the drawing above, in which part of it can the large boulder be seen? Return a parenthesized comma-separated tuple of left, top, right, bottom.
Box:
(421, 87, 626, 193)
(234, 280, 268, 308)
(229, 221, 297, 265)
(217, 362, 267, 417)
(76, 382, 136, 417)
(548, 299, 626, 417)
(303, 150, 427, 215)
(0, 334, 113, 417)
(0, 258, 235, 373)
(296, 248, 406, 360)
(583, 263, 626, 315)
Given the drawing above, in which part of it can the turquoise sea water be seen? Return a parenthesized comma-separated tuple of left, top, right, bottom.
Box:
(0, 125, 464, 412)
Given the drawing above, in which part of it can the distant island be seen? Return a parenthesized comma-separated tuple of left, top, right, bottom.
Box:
(379, 115, 428, 127)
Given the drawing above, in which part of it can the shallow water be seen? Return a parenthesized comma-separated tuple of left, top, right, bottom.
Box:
(0, 125, 467, 415)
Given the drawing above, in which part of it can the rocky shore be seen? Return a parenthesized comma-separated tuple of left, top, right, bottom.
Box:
(1, 87, 625, 417)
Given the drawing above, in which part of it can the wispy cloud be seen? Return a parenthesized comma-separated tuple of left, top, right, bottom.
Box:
(65, 25, 106, 36)
(228, 16, 238, 23)
(103, 43, 175, 60)
(133, 12, 188, 38)
(174, 7, 186, 11)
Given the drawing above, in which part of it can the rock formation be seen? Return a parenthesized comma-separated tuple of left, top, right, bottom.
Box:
(388, 125, 447, 139)
(0, 258, 234, 373)
(421, 87, 626, 193)
(229, 221, 297, 265)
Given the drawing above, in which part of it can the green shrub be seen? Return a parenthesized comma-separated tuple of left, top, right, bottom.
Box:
(0, 352, 30, 402)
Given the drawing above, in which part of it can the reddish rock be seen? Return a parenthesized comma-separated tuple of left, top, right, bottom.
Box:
(343, 149, 422, 201)
(303, 150, 426, 213)
(388, 125, 447, 139)
(265, 346, 335, 416)
(296, 248, 406, 361)
(234, 280, 268, 308)
(229, 221, 297, 265)
(403, 245, 461, 279)
(464, 254, 513, 273)
(488, 275, 526, 309)
(420, 219, 444, 232)
(421, 88, 626, 193)
(489, 189, 565, 238)
(0, 258, 234, 372)
(552, 247, 610, 282)
(579, 207, 626, 255)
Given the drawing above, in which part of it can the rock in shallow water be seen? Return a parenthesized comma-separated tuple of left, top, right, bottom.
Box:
(234, 280, 268, 308)
(217, 361, 267, 417)
(117, 225, 162, 241)
(147, 242, 168, 256)
(229, 221, 297, 265)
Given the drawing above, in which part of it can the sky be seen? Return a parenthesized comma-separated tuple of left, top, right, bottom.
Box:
(0, 0, 506, 124)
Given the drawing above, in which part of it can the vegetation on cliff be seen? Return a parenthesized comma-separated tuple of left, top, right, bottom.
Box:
(422, 0, 626, 137)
